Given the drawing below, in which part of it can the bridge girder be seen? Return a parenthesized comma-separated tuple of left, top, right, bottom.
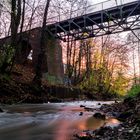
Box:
(46, 1, 140, 42)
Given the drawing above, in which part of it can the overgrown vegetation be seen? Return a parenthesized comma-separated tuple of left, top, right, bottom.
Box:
(74, 37, 131, 97)
(127, 84, 140, 98)
(0, 45, 15, 73)
(0, 0, 140, 100)
(79, 69, 130, 97)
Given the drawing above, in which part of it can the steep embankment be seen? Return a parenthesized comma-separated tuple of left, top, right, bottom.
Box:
(0, 64, 117, 104)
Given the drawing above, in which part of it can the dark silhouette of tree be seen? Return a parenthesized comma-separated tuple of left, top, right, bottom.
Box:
(33, 0, 51, 86)
(0, 0, 22, 73)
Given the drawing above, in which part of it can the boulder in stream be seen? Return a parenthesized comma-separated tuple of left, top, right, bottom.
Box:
(117, 110, 133, 121)
(93, 113, 105, 120)
(80, 105, 85, 108)
(0, 108, 3, 112)
(79, 112, 83, 116)
(98, 103, 101, 105)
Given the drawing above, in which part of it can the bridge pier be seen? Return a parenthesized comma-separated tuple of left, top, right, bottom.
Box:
(42, 33, 64, 84)
(0, 28, 64, 84)
(29, 29, 64, 84)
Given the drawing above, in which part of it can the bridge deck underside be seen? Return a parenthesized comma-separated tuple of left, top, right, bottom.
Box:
(46, 1, 140, 41)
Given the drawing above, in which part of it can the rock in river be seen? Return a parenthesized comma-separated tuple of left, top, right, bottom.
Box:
(79, 112, 83, 116)
(117, 111, 133, 121)
(0, 108, 3, 112)
(93, 113, 105, 120)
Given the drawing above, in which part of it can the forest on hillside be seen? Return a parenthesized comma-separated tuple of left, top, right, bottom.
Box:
(0, 0, 140, 97)
(0, 0, 140, 140)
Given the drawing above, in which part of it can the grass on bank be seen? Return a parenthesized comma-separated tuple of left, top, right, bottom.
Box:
(127, 84, 140, 98)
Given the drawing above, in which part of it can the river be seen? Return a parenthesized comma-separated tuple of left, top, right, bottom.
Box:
(0, 101, 119, 140)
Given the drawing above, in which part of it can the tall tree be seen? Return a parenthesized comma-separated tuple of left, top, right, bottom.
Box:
(19, 0, 26, 37)
(9, 0, 21, 71)
(0, 0, 22, 73)
(11, 0, 21, 47)
(33, 0, 51, 86)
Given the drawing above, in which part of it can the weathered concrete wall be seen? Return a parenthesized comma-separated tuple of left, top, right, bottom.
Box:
(44, 34, 64, 84)
(28, 29, 64, 84)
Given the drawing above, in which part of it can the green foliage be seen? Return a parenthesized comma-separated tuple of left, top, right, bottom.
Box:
(110, 72, 130, 96)
(0, 73, 11, 81)
(80, 68, 129, 97)
(127, 84, 140, 98)
(43, 73, 63, 85)
(0, 44, 15, 72)
(79, 67, 111, 94)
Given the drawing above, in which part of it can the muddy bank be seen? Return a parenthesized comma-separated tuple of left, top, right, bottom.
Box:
(0, 79, 86, 104)
(75, 95, 140, 140)
(0, 63, 118, 104)
(0, 101, 120, 140)
(0, 77, 117, 104)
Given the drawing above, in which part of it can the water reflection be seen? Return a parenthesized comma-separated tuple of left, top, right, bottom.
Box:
(76, 117, 105, 130)
(53, 116, 120, 140)
(0, 102, 120, 140)
(105, 118, 120, 127)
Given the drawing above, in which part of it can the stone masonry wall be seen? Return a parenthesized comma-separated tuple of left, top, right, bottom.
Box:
(0, 28, 64, 84)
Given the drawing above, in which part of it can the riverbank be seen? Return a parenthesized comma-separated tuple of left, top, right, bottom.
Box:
(76, 94, 140, 140)
(0, 76, 116, 104)
(0, 63, 117, 104)
(0, 101, 119, 140)
(0, 76, 79, 104)
(1, 72, 139, 140)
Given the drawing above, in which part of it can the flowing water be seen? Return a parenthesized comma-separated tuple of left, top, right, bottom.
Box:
(0, 101, 119, 140)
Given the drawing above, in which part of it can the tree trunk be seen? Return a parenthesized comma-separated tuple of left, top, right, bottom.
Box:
(132, 45, 137, 85)
(33, 0, 51, 86)
(1, 0, 21, 73)
(19, 0, 25, 39)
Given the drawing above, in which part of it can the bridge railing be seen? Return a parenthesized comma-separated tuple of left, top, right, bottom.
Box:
(46, 0, 138, 25)
(0, 0, 138, 39)
(16, 0, 138, 33)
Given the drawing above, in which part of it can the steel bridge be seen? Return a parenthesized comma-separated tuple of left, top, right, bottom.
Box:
(46, 0, 140, 41)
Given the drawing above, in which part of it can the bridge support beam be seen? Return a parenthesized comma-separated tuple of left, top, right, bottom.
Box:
(42, 33, 64, 84)
(46, 0, 140, 42)
(29, 29, 64, 84)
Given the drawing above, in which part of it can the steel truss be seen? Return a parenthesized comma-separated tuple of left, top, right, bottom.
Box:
(46, 1, 140, 42)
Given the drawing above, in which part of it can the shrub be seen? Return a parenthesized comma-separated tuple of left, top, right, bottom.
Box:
(127, 84, 140, 98)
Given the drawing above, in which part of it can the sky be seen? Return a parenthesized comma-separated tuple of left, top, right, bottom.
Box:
(88, 0, 140, 76)
(91, 0, 106, 4)
(90, 0, 137, 5)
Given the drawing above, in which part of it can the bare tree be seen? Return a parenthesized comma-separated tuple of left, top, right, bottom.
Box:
(33, 0, 51, 86)
(19, 0, 26, 37)
(11, 0, 21, 47)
